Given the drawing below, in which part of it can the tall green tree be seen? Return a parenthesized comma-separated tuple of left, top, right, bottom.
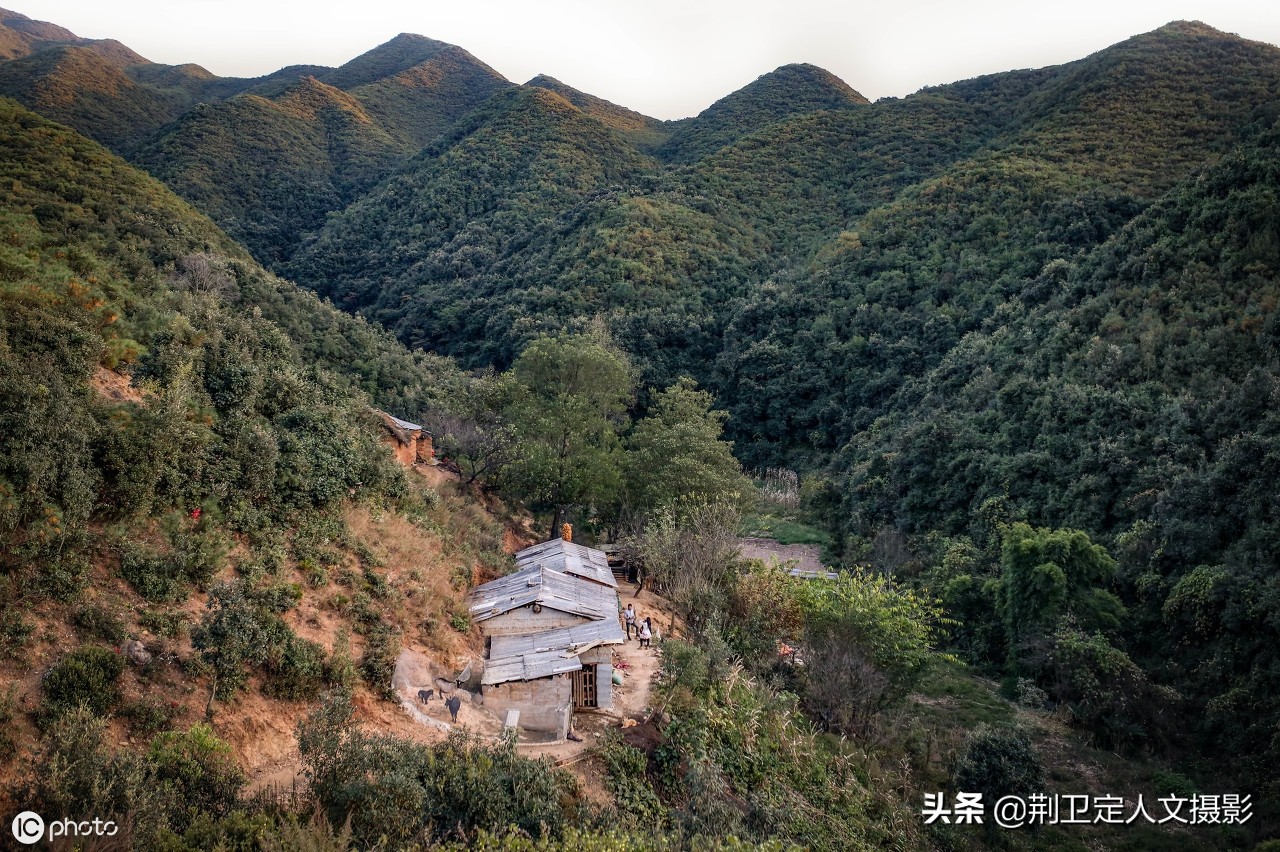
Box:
(426, 370, 524, 486)
(622, 377, 750, 519)
(505, 332, 634, 535)
(993, 523, 1125, 664)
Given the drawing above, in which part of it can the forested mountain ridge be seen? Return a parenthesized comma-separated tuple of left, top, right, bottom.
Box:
(350, 44, 511, 148)
(869, 124, 1280, 794)
(281, 20, 1280, 401)
(127, 43, 510, 262)
(715, 20, 1280, 463)
(129, 76, 408, 265)
(0, 43, 189, 150)
(0, 6, 114, 60)
(0, 12, 517, 262)
(321, 32, 460, 89)
(283, 83, 670, 363)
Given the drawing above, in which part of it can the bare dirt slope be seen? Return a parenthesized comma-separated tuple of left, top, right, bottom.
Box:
(736, 536, 827, 575)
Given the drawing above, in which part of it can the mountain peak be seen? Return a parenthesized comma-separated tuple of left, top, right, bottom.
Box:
(657, 62, 866, 162)
(1148, 20, 1230, 38)
(0, 6, 78, 40)
(83, 37, 149, 67)
(323, 32, 455, 89)
(273, 74, 375, 123)
(0, 6, 80, 60)
(388, 32, 443, 45)
(525, 73, 565, 89)
(524, 74, 669, 150)
(750, 63, 868, 104)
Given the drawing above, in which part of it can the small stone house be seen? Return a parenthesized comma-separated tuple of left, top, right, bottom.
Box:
(468, 535, 624, 738)
(375, 410, 434, 466)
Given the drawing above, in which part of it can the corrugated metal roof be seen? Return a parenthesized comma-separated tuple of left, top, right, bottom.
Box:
(468, 564, 615, 622)
(483, 622, 625, 686)
(489, 620, 625, 660)
(514, 538, 616, 588)
(387, 414, 422, 432)
(471, 539, 629, 685)
(471, 538, 626, 687)
(788, 567, 840, 580)
(482, 649, 583, 686)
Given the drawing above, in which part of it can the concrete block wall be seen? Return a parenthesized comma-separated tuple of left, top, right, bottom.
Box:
(481, 674, 572, 738)
(483, 607, 587, 636)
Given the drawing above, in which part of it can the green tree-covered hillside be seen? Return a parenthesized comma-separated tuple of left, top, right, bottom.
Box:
(130, 77, 408, 265)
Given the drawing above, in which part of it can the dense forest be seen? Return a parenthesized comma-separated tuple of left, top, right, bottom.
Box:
(2, 5, 1280, 849)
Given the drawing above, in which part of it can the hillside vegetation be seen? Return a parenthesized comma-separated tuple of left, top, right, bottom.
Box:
(655, 62, 869, 163)
(130, 77, 407, 265)
(0, 96, 517, 839)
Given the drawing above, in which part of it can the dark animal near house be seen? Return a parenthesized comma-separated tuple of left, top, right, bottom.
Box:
(417, 689, 434, 704)
(445, 695, 461, 723)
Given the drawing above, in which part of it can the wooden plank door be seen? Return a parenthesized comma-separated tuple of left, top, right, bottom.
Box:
(571, 664, 597, 708)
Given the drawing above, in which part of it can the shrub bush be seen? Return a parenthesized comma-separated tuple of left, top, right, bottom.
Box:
(119, 522, 229, 602)
(359, 624, 400, 700)
(73, 604, 128, 643)
(41, 645, 126, 722)
(1151, 769, 1197, 798)
(0, 685, 17, 761)
(120, 546, 186, 602)
(599, 732, 667, 827)
(263, 634, 327, 701)
(298, 693, 585, 848)
(149, 724, 246, 824)
(952, 725, 1046, 802)
(18, 706, 171, 842)
(120, 696, 181, 737)
(35, 551, 91, 600)
(0, 606, 34, 659)
(253, 581, 303, 613)
(140, 608, 185, 638)
(324, 629, 358, 692)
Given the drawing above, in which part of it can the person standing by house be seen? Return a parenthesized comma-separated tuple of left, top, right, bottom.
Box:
(639, 617, 652, 649)
(624, 603, 636, 640)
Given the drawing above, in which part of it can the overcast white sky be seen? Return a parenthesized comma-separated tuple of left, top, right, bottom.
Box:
(17, 1, 1280, 120)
